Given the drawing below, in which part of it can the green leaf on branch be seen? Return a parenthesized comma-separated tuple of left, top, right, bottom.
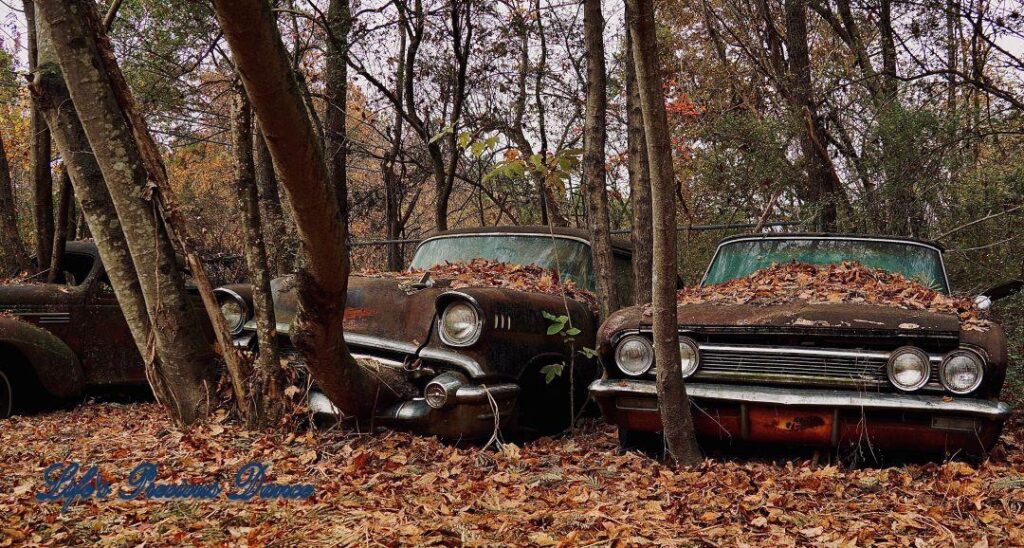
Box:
(540, 363, 564, 384)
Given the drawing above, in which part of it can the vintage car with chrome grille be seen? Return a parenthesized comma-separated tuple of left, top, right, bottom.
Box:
(590, 233, 1019, 459)
(216, 226, 634, 439)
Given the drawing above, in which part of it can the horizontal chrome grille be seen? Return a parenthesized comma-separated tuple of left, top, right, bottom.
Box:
(691, 344, 942, 390)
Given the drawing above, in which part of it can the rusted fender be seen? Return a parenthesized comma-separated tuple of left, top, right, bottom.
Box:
(0, 316, 83, 399)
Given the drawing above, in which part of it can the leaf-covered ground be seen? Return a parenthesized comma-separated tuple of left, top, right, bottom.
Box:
(2, 401, 1023, 546)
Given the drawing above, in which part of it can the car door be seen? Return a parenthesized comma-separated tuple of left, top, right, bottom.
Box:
(74, 258, 147, 386)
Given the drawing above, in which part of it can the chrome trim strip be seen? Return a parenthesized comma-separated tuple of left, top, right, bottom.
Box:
(344, 332, 420, 355)
(418, 347, 486, 378)
(589, 380, 1012, 419)
(697, 343, 943, 362)
(350, 354, 406, 368)
(453, 383, 519, 403)
(700, 235, 951, 292)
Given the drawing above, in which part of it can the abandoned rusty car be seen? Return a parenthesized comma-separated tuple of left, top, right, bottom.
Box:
(0, 242, 150, 418)
(591, 233, 1017, 458)
(217, 226, 633, 439)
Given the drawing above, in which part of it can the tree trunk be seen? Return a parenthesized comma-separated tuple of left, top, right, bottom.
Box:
(37, 0, 216, 426)
(624, 1, 652, 306)
(0, 130, 30, 275)
(582, 0, 619, 320)
(627, 0, 702, 466)
(233, 87, 285, 423)
(324, 0, 350, 221)
(784, 0, 840, 231)
(46, 168, 72, 283)
(30, 15, 171, 412)
(253, 125, 288, 275)
(24, 0, 54, 270)
(214, 0, 406, 422)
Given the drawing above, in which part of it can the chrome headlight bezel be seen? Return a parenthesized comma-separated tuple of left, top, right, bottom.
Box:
(886, 346, 931, 392)
(679, 337, 700, 378)
(615, 335, 655, 377)
(216, 289, 249, 335)
(939, 349, 985, 395)
(438, 300, 483, 347)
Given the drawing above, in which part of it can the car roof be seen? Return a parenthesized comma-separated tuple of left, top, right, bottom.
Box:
(430, 225, 634, 254)
(717, 232, 946, 252)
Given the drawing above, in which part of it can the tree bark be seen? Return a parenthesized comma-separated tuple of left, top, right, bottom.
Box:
(253, 125, 288, 275)
(214, 0, 401, 422)
(582, 0, 619, 320)
(30, 13, 172, 411)
(627, 0, 702, 466)
(324, 0, 350, 221)
(784, 0, 840, 231)
(37, 0, 216, 425)
(233, 87, 285, 423)
(46, 168, 72, 283)
(0, 130, 30, 275)
(624, 1, 652, 306)
(23, 0, 54, 270)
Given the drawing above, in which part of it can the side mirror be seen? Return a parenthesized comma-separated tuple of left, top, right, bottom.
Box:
(974, 279, 1023, 310)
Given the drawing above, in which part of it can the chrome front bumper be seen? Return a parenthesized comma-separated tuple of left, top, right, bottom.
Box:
(308, 383, 519, 439)
(589, 379, 1012, 419)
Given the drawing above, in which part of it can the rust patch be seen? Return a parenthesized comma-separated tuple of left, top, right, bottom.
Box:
(343, 308, 374, 320)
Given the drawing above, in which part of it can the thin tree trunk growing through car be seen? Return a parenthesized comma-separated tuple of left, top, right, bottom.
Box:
(253, 125, 288, 275)
(233, 87, 285, 423)
(23, 0, 54, 271)
(624, 1, 652, 305)
(582, 0, 619, 320)
(214, 0, 412, 422)
(627, 0, 702, 466)
(29, 14, 175, 410)
(46, 168, 72, 284)
(37, 0, 218, 426)
(0, 130, 30, 275)
(324, 0, 350, 222)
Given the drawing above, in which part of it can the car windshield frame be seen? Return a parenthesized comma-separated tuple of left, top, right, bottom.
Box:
(410, 233, 596, 290)
(700, 235, 951, 293)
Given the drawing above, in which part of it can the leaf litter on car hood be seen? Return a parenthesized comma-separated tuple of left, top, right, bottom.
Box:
(674, 261, 993, 331)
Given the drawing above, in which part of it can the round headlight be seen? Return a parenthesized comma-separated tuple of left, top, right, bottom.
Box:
(679, 337, 700, 378)
(615, 335, 654, 376)
(887, 347, 930, 391)
(439, 301, 482, 346)
(940, 349, 984, 394)
(219, 298, 246, 334)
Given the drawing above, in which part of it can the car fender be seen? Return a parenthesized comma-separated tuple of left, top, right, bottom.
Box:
(0, 316, 84, 399)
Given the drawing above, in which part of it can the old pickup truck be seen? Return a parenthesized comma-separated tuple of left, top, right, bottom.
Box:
(590, 233, 1019, 459)
(0, 242, 149, 418)
(217, 226, 634, 439)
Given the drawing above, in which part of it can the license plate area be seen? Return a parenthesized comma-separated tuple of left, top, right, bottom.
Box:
(747, 405, 834, 445)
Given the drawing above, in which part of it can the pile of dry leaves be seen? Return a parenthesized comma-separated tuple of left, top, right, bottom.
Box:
(359, 259, 598, 309)
(680, 261, 992, 331)
(1, 402, 1022, 545)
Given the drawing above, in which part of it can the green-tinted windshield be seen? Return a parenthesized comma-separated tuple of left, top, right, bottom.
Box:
(410, 235, 594, 290)
(703, 238, 949, 293)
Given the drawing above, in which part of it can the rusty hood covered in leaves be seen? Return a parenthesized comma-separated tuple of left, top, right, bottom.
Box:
(266, 260, 598, 354)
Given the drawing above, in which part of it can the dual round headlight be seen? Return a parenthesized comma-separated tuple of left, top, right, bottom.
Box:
(438, 301, 482, 347)
(614, 335, 699, 378)
(887, 346, 985, 394)
(887, 347, 931, 391)
(939, 349, 984, 394)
